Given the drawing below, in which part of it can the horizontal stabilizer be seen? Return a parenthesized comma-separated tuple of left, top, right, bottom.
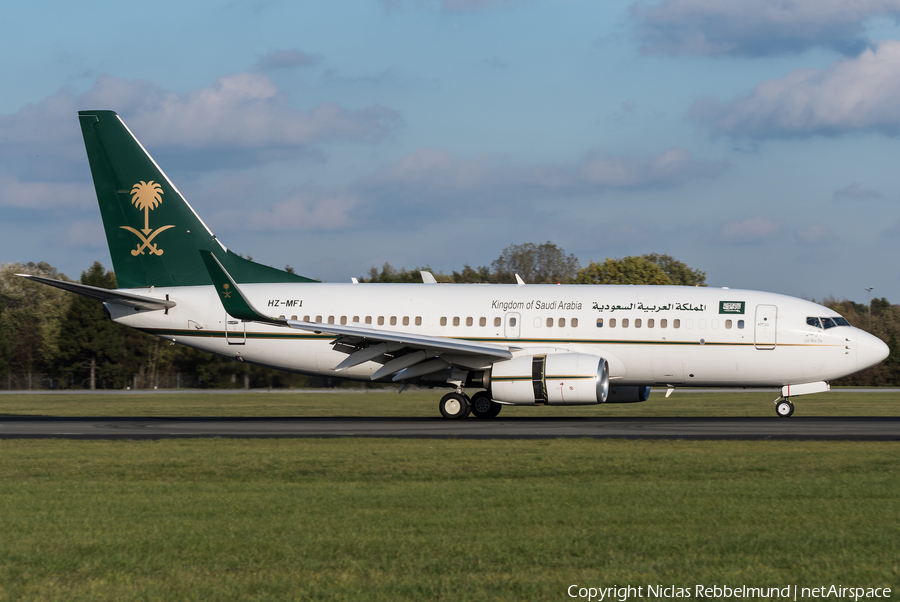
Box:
(16, 274, 175, 311)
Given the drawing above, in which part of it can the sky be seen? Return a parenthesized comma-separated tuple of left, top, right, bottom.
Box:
(3, 0, 900, 303)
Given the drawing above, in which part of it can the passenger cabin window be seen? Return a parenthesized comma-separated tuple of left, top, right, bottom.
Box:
(291, 315, 298, 321)
(479, 317, 487, 327)
(622, 318, 629, 328)
(635, 318, 642, 328)
(378, 317, 385, 326)
(303, 315, 310, 322)
(390, 316, 397, 326)
(328, 316, 335, 324)
(365, 316, 372, 324)
(453, 317, 460, 327)
(402, 317, 409, 326)
(596, 318, 603, 328)
(509, 317, 517, 327)
(440, 317, 447, 326)
(316, 315, 322, 323)
(737, 320, 745, 329)
(609, 318, 617, 328)
(559, 317, 566, 328)
(546, 317, 554, 327)
(352, 316, 359, 323)
(416, 317, 422, 326)
(725, 320, 732, 329)
(648, 319, 654, 328)
(494, 317, 502, 327)
(340, 316, 347, 325)
(571, 318, 578, 327)
(466, 317, 473, 327)
(673, 319, 680, 329)
(660, 319, 667, 328)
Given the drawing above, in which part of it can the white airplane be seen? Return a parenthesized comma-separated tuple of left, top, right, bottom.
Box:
(20, 111, 890, 419)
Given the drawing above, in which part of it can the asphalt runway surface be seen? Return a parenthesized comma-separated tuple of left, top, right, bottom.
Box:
(0, 416, 898, 440)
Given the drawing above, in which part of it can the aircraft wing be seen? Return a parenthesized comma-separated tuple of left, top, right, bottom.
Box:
(199, 249, 513, 381)
(286, 320, 513, 358)
(286, 320, 512, 380)
(16, 274, 175, 311)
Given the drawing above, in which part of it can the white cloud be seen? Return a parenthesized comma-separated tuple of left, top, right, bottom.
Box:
(719, 216, 781, 244)
(254, 49, 322, 70)
(632, 0, 900, 56)
(360, 146, 726, 207)
(795, 223, 839, 245)
(62, 220, 106, 248)
(691, 40, 900, 138)
(0, 73, 403, 176)
(244, 192, 359, 231)
(833, 182, 888, 201)
(0, 175, 93, 210)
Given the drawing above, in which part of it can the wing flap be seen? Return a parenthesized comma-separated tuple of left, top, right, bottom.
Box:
(286, 320, 513, 360)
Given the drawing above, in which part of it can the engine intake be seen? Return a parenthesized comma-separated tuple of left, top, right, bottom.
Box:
(490, 353, 609, 405)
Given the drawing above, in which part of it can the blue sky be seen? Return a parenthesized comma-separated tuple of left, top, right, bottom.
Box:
(3, 0, 900, 303)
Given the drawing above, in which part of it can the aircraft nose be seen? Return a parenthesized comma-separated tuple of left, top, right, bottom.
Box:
(858, 331, 890, 371)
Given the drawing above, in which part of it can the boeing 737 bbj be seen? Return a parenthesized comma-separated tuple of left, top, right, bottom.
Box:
(19, 111, 890, 418)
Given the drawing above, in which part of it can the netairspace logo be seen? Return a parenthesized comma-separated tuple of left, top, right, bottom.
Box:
(567, 584, 892, 601)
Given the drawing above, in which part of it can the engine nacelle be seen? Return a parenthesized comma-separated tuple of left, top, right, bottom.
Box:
(606, 385, 651, 403)
(491, 353, 609, 405)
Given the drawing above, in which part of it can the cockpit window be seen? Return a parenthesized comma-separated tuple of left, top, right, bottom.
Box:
(808, 316, 850, 329)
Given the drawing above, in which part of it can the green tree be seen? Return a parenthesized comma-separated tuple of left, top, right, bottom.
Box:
(0, 261, 72, 386)
(0, 298, 10, 383)
(576, 257, 672, 285)
(491, 242, 580, 284)
(55, 262, 127, 389)
(451, 264, 494, 283)
(642, 253, 706, 286)
(361, 263, 451, 283)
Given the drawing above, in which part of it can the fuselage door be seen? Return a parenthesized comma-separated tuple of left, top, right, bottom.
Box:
(505, 312, 521, 339)
(754, 304, 777, 350)
(225, 313, 246, 345)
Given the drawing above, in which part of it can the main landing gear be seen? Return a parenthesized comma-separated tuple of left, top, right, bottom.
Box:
(470, 391, 502, 419)
(438, 390, 502, 419)
(775, 398, 795, 418)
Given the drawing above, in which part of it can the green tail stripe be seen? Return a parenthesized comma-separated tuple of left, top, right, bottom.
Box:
(78, 110, 317, 288)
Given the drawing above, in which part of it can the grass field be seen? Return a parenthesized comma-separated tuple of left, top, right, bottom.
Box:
(1, 388, 899, 418)
(1, 392, 897, 600)
(0, 438, 898, 601)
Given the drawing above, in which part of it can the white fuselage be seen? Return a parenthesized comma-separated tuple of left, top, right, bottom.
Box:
(105, 283, 888, 390)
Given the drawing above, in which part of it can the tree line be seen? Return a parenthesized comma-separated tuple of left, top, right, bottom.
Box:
(0, 242, 895, 388)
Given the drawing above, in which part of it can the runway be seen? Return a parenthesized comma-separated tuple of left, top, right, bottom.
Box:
(0, 416, 898, 440)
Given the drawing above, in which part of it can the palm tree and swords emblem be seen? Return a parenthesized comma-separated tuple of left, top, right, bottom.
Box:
(120, 181, 175, 256)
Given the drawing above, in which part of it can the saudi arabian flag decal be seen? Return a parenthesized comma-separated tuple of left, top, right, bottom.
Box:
(719, 301, 745, 314)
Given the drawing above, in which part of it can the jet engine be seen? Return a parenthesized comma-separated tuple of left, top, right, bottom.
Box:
(490, 353, 609, 405)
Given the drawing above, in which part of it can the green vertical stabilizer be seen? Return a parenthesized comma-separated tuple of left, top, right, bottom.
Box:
(78, 110, 317, 289)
